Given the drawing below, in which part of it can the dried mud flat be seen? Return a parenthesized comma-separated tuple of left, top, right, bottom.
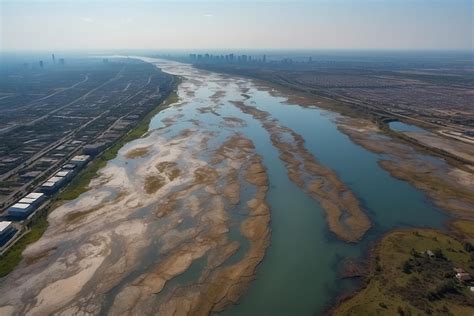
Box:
(0, 64, 271, 316)
(232, 101, 371, 243)
(0, 130, 270, 315)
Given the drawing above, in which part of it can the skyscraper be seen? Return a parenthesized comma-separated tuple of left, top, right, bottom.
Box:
(39, 60, 44, 68)
(52, 54, 56, 63)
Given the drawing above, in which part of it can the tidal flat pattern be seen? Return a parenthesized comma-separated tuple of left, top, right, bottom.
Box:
(0, 58, 448, 315)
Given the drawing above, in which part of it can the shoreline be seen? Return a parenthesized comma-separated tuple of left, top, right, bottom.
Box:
(0, 61, 277, 315)
(187, 64, 474, 313)
(329, 222, 474, 315)
(195, 64, 473, 172)
(0, 80, 180, 278)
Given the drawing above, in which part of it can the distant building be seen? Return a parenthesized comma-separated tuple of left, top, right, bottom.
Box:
(62, 163, 77, 170)
(83, 142, 106, 156)
(7, 203, 36, 220)
(52, 54, 56, 63)
(55, 170, 73, 179)
(39, 60, 44, 68)
(70, 155, 90, 167)
(40, 173, 70, 195)
(59, 58, 65, 65)
(0, 221, 16, 247)
(18, 192, 45, 208)
(263, 54, 266, 63)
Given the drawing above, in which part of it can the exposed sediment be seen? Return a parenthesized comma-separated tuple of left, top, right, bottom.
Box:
(107, 135, 270, 315)
(232, 101, 371, 243)
(337, 116, 474, 220)
(0, 120, 271, 316)
(124, 145, 152, 159)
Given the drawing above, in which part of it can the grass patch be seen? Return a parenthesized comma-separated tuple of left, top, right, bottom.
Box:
(143, 175, 166, 194)
(0, 214, 48, 278)
(334, 229, 474, 315)
(124, 145, 152, 159)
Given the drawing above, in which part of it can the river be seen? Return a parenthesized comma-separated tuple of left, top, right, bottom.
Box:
(0, 58, 447, 315)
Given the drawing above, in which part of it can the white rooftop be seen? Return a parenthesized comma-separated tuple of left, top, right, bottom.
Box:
(10, 203, 31, 210)
(0, 221, 12, 233)
(48, 176, 63, 183)
(42, 181, 56, 187)
(56, 170, 70, 177)
(19, 197, 36, 204)
(71, 155, 90, 162)
(26, 192, 44, 199)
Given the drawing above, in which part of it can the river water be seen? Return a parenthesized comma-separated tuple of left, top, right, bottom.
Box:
(389, 121, 427, 133)
(139, 58, 446, 315)
(0, 57, 448, 315)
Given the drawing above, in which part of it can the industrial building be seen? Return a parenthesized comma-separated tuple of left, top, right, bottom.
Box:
(62, 163, 77, 170)
(40, 175, 66, 195)
(25, 192, 45, 205)
(55, 170, 73, 178)
(18, 192, 46, 207)
(83, 143, 106, 156)
(70, 155, 90, 167)
(5, 192, 45, 220)
(7, 203, 36, 219)
(0, 221, 16, 247)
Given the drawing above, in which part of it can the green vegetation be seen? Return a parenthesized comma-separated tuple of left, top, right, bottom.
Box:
(0, 89, 179, 278)
(0, 214, 48, 277)
(334, 228, 474, 315)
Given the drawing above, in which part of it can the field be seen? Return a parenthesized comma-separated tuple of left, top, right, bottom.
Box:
(334, 224, 474, 315)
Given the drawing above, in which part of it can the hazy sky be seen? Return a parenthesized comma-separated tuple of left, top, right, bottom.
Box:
(1, 0, 472, 51)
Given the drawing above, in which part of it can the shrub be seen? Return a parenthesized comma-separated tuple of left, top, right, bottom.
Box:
(403, 260, 412, 274)
(397, 306, 405, 316)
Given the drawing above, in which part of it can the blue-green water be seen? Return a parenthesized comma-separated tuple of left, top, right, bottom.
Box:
(139, 58, 447, 315)
(389, 121, 426, 133)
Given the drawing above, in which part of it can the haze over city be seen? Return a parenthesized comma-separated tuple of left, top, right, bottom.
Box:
(1, 0, 473, 51)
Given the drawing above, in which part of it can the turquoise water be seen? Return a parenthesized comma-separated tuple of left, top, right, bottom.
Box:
(389, 121, 426, 133)
(139, 58, 447, 315)
(223, 90, 446, 315)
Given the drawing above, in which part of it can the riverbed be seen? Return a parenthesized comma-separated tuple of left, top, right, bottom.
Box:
(0, 58, 447, 315)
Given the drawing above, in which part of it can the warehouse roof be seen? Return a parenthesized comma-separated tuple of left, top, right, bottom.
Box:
(19, 197, 36, 204)
(10, 203, 31, 210)
(71, 155, 90, 162)
(48, 176, 63, 183)
(0, 221, 12, 233)
(26, 192, 44, 199)
(42, 181, 56, 188)
(56, 170, 71, 177)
